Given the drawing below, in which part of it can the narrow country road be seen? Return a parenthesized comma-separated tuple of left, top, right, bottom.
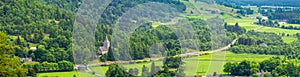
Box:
(87, 37, 239, 67)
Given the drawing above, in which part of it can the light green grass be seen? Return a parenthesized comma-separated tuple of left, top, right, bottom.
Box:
(282, 36, 298, 43)
(257, 27, 300, 35)
(89, 66, 108, 76)
(225, 18, 260, 31)
(183, 51, 275, 75)
(37, 71, 97, 77)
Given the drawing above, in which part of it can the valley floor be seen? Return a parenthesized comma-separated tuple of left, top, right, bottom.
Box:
(37, 51, 276, 77)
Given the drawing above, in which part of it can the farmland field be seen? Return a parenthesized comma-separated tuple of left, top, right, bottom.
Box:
(225, 18, 260, 31)
(86, 51, 275, 76)
(183, 51, 275, 75)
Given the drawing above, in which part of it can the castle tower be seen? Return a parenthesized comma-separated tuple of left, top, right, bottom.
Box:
(103, 36, 110, 49)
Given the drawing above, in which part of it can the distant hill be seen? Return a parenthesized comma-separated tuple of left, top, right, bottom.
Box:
(215, 0, 300, 7)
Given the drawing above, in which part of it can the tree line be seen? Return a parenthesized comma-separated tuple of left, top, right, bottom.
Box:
(106, 56, 185, 77)
(256, 16, 300, 30)
(23, 60, 74, 76)
(259, 8, 300, 24)
(224, 57, 300, 76)
(230, 31, 300, 60)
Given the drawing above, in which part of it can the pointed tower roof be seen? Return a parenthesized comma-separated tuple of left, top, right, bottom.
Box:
(105, 36, 109, 41)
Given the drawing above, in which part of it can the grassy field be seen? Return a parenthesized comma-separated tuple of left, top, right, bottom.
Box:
(86, 51, 275, 76)
(256, 27, 300, 35)
(282, 36, 298, 43)
(37, 71, 97, 77)
(183, 51, 275, 75)
(225, 18, 260, 31)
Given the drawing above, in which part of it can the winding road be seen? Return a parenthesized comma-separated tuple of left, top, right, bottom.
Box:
(87, 22, 263, 67)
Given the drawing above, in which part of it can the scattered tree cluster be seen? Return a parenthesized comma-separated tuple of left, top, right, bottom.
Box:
(230, 31, 300, 59)
(224, 57, 300, 76)
(23, 60, 74, 76)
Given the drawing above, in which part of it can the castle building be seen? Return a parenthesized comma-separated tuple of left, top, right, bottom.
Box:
(97, 36, 110, 56)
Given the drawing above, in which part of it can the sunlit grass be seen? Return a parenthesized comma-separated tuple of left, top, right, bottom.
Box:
(257, 27, 300, 35)
(282, 36, 298, 43)
(183, 51, 275, 76)
(225, 18, 260, 31)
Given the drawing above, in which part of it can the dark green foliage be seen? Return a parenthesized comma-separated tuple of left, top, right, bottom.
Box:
(236, 8, 254, 15)
(224, 60, 260, 76)
(100, 18, 218, 61)
(39, 0, 82, 12)
(99, 0, 186, 25)
(163, 56, 183, 68)
(297, 33, 300, 40)
(230, 31, 300, 59)
(106, 65, 135, 77)
(23, 60, 73, 73)
(237, 31, 283, 45)
(224, 23, 246, 34)
(225, 57, 300, 76)
(259, 8, 300, 24)
(0, 0, 74, 63)
(128, 68, 139, 76)
(58, 60, 74, 71)
(141, 65, 149, 77)
(260, 58, 281, 72)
